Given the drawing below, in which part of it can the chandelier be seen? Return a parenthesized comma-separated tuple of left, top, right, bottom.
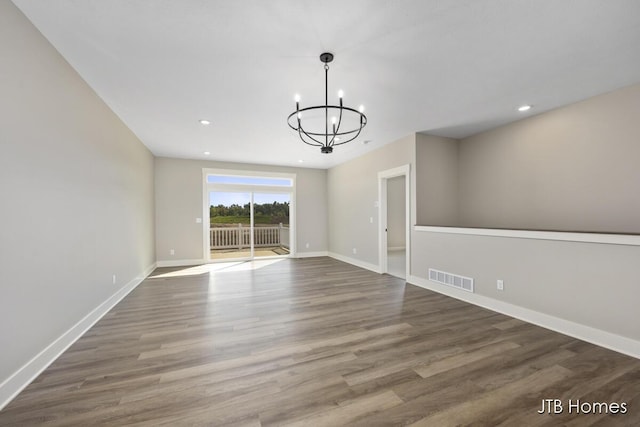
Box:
(288, 53, 367, 154)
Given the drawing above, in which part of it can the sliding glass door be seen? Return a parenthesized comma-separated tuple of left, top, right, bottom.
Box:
(209, 191, 253, 261)
(205, 171, 295, 262)
(252, 192, 290, 259)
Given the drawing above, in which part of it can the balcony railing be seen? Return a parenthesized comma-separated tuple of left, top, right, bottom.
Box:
(210, 224, 290, 249)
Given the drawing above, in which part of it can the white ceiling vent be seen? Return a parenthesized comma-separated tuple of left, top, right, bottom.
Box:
(428, 268, 474, 293)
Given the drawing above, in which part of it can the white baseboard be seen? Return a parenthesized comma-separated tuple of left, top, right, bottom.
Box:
(293, 251, 329, 259)
(329, 252, 381, 274)
(408, 274, 640, 360)
(156, 258, 207, 267)
(157, 254, 331, 265)
(0, 262, 157, 411)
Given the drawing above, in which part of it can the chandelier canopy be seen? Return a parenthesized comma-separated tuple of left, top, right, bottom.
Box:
(288, 53, 367, 154)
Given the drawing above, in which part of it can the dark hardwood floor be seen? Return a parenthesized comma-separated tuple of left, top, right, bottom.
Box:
(1, 257, 639, 426)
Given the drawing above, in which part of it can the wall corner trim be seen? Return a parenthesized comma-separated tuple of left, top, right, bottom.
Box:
(408, 274, 640, 360)
(0, 262, 157, 411)
(328, 252, 381, 274)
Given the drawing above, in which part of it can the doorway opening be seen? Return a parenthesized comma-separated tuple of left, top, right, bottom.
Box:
(204, 170, 295, 262)
(378, 165, 410, 280)
(386, 175, 406, 278)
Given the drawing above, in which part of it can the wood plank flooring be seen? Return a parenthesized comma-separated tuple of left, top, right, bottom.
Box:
(1, 257, 639, 426)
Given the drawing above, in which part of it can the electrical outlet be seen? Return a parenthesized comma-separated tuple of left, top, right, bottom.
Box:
(170, 249, 175, 256)
(369, 217, 373, 223)
(497, 279, 504, 291)
(112, 274, 116, 285)
(352, 248, 357, 254)
(305, 243, 310, 249)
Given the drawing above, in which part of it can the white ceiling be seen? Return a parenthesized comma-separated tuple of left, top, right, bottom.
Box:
(13, 0, 640, 169)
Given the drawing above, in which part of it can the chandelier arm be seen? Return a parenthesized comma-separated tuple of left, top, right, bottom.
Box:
(330, 104, 345, 147)
(287, 107, 344, 147)
(332, 123, 365, 146)
(299, 134, 323, 147)
(333, 112, 367, 137)
(287, 111, 300, 130)
(327, 135, 337, 147)
(298, 126, 325, 146)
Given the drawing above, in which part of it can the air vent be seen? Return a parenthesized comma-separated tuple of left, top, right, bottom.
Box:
(428, 268, 474, 293)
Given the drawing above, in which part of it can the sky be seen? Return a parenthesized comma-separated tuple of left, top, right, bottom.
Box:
(208, 175, 292, 207)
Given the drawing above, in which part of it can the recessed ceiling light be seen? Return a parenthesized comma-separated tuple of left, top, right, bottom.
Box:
(363, 140, 371, 145)
(298, 159, 304, 163)
(203, 151, 210, 155)
(199, 119, 211, 125)
(517, 105, 532, 112)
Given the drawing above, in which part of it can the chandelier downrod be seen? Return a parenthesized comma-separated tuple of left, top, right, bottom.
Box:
(288, 52, 367, 154)
(325, 60, 329, 148)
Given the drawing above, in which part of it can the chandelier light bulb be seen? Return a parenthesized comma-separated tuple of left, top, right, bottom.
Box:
(359, 105, 365, 113)
(297, 112, 302, 119)
(338, 90, 344, 98)
(331, 116, 337, 124)
(294, 94, 301, 102)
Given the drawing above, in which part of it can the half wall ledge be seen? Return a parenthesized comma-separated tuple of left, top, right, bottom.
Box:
(413, 225, 640, 247)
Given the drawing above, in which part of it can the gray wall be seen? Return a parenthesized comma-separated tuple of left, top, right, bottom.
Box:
(415, 134, 459, 226)
(155, 157, 328, 262)
(328, 134, 415, 265)
(412, 83, 640, 343)
(458, 83, 640, 233)
(411, 232, 640, 341)
(0, 1, 155, 385)
(386, 176, 406, 249)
